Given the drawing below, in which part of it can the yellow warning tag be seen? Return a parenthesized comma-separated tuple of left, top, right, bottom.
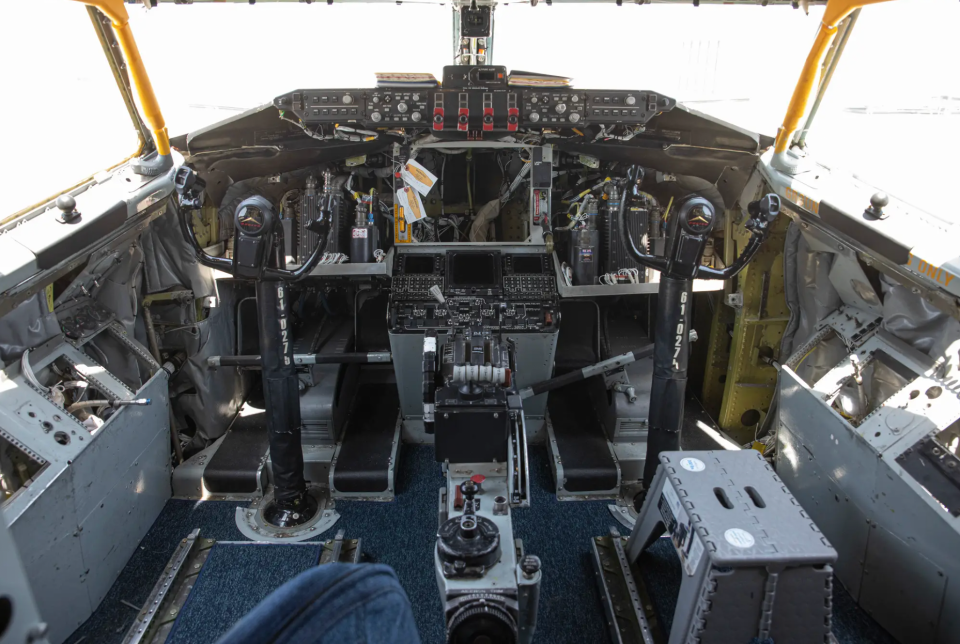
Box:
(401, 160, 438, 196)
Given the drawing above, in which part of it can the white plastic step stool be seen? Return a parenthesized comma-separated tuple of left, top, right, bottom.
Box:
(626, 450, 837, 644)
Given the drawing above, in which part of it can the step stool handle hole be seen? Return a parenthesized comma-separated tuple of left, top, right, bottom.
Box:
(713, 487, 734, 510)
(745, 486, 766, 509)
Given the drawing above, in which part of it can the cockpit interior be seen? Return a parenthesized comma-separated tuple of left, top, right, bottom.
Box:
(2, 1, 959, 644)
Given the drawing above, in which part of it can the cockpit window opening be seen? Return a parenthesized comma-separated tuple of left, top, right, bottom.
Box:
(0, 2, 141, 220)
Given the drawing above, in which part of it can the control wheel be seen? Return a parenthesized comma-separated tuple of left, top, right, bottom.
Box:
(437, 514, 501, 575)
(263, 491, 319, 528)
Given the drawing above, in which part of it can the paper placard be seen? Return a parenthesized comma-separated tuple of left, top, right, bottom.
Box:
(659, 482, 704, 576)
(396, 187, 427, 224)
(401, 159, 438, 196)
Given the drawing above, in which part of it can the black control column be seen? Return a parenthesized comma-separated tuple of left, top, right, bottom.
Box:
(175, 169, 329, 527)
(618, 166, 780, 489)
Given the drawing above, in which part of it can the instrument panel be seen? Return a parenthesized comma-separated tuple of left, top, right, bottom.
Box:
(274, 88, 675, 131)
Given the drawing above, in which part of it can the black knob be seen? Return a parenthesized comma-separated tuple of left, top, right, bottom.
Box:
(483, 115, 494, 124)
(748, 193, 780, 222)
(864, 191, 889, 220)
(758, 193, 780, 221)
(520, 555, 541, 575)
(56, 195, 80, 222)
(434, 114, 444, 124)
(871, 192, 889, 212)
(458, 115, 469, 124)
(57, 195, 76, 213)
(461, 479, 478, 497)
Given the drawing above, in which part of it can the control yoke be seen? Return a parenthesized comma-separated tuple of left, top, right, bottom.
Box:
(618, 166, 781, 282)
(174, 167, 329, 528)
(617, 165, 782, 491)
(174, 168, 329, 280)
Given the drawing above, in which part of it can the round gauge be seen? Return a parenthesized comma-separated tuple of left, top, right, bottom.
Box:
(679, 199, 715, 235)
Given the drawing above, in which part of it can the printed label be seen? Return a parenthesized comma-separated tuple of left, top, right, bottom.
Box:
(396, 187, 427, 224)
(579, 248, 594, 263)
(679, 457, 705, 472)
(402, 159, 438, 196)
(659, 481, 704, 575)
(277, 284, 291, 366)
(423, 337, 437, 353)
(352, 228, 368, 238)
(724, 528, 755, 549)
(673, 290, 688, 370)
(784, 186, 819, 215)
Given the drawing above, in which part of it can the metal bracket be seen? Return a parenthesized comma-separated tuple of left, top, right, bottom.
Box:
(591, 530, 656, 644)
(122, 529, 214, 644)
(725, 292, 743, 309)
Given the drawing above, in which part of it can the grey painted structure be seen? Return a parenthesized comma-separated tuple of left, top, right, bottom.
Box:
(1, 338, 171, 644)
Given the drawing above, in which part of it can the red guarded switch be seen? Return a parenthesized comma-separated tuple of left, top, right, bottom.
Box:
(483, 107, 494, 131)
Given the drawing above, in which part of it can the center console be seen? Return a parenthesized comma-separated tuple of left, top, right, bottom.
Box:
(390, 249, 557, 333)
(388, 246, 559, 427)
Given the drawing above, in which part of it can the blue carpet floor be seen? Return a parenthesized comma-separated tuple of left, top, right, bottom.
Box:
(66, 444, 897, 644)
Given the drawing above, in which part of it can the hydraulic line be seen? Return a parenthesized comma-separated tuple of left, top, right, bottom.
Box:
(208, 352, 392, 368)
(67, 398, 151, 414)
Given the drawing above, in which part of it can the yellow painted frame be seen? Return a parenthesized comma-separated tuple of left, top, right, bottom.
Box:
(70, 0, 170, 156)
(774, 0, 895, 154)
